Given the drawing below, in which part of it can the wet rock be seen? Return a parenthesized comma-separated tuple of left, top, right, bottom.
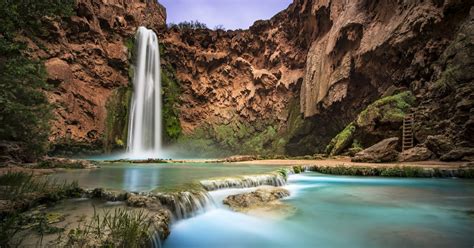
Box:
(151, 209, 172, 240)
(223, 187, 294, 219)
(223, 187, 290, 209)
(425, 135, 454, 157)
(39, 157, 97, 169)
(86, 188, 129, 201)
(399, 146, 434, 162)
(352, 137, 399, 163)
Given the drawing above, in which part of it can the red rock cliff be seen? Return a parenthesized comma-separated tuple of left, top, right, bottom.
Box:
(161, 0, 472, 155)
(27, 0, 165, 152)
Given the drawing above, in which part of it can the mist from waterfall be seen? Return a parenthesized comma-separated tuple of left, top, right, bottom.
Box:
(127, 26, 162, 158)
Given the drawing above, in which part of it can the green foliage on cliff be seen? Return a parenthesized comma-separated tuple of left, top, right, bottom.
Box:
(161, 63, 182, 141)
(0, 0, 75, 160)
(168, 20, 208, 30)
(174, 98, 304, 157)
(104, 86, 132, 152)
(324, 91, 415, 156)
(325, 122, 356, 156)
(357, 91, 415, 127)
(0, 57, 53, 159)
(160, 43, 183, 142)
(0, 0, 74, 39)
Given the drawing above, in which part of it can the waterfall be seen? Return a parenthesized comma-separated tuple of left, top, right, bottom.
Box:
(200, 173, 287, 191)
(127, 26, 162, 158)
(154, 191, 215, 220)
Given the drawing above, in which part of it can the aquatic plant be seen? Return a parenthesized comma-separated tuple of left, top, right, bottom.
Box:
(66, 208, 156, 248)
(306, 165, 442, 178)
(276, 169, 289, 180)
(292, 165, 304, 174)
(0, 172, 82, 204)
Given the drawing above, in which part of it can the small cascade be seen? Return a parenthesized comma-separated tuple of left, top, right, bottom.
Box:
(154, 191, 214, 220)
(150, 232, 162, 248)
(127, 26, 162, 158)
(200, 173, 287, 191)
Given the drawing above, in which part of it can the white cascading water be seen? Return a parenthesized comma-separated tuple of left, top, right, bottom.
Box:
(127, 26, 162, 158)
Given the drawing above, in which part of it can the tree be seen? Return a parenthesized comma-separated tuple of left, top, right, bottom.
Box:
(0, 0, 74, 161)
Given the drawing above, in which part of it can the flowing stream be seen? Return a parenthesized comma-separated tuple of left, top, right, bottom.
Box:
(163, 173, 474, 248)
(47, 163, 474, 247)
(127, 26, 162, 158)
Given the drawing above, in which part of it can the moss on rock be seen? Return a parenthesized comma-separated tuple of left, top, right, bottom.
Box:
(357, 91, 416, 127)
(104, 86, 132, 152)
(325, 122, 356, 156)
(160, 44, 183, 142)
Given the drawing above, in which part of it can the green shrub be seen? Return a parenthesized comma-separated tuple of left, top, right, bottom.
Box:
(168, 20, 208, 30)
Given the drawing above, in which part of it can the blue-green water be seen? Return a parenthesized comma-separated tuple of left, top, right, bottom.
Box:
(164, 173, 474, 248)
(49, 164, 474, 247)
(48, 162, 277, 191)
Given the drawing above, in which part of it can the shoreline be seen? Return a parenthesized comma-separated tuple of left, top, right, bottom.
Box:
(233, 157, 468, 170)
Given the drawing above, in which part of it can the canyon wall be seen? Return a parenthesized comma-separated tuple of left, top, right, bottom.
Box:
(26, 0, 165, 154)
(161, 0, 473, 156)
(33, 0, 472, 158)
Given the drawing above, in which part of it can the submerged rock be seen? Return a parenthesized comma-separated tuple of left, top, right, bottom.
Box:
(223, 187, 294, 219)
(352, 137, 399, 163)
(39, 157, 97, 169)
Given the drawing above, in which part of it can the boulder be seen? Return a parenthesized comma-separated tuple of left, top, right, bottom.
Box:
(424, 135, 454, 157)
(440, 147, 474, 161)
(352, 137, 399, 163)
(44, 58, 73, 85)
(399, 146, 434, 162)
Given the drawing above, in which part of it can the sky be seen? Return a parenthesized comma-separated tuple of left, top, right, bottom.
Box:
(160, 0, 293, 30)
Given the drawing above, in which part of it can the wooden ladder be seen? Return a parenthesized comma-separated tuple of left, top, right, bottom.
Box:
(402, 113, 415, 151)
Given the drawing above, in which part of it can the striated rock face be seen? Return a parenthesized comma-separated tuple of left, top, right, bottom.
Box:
(288, 0, 472, 154)
(30, 0, 471, 158)
(160, 0, 472, 156)
(160, 4, 309, 135)
(26, 0, 165, 152)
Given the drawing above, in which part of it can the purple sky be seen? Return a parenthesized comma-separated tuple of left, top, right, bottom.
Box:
(160, 0, 293, 30)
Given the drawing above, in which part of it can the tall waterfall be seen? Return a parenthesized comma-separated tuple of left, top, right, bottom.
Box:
(127, 27, 162, 158)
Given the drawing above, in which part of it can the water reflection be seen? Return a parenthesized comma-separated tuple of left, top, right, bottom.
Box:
(123, 167, 159, 192)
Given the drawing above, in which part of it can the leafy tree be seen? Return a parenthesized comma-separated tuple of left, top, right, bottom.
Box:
(214, 25, 225, 31)
(0, 0, 74, 161)
(168, 20, 208, 30)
